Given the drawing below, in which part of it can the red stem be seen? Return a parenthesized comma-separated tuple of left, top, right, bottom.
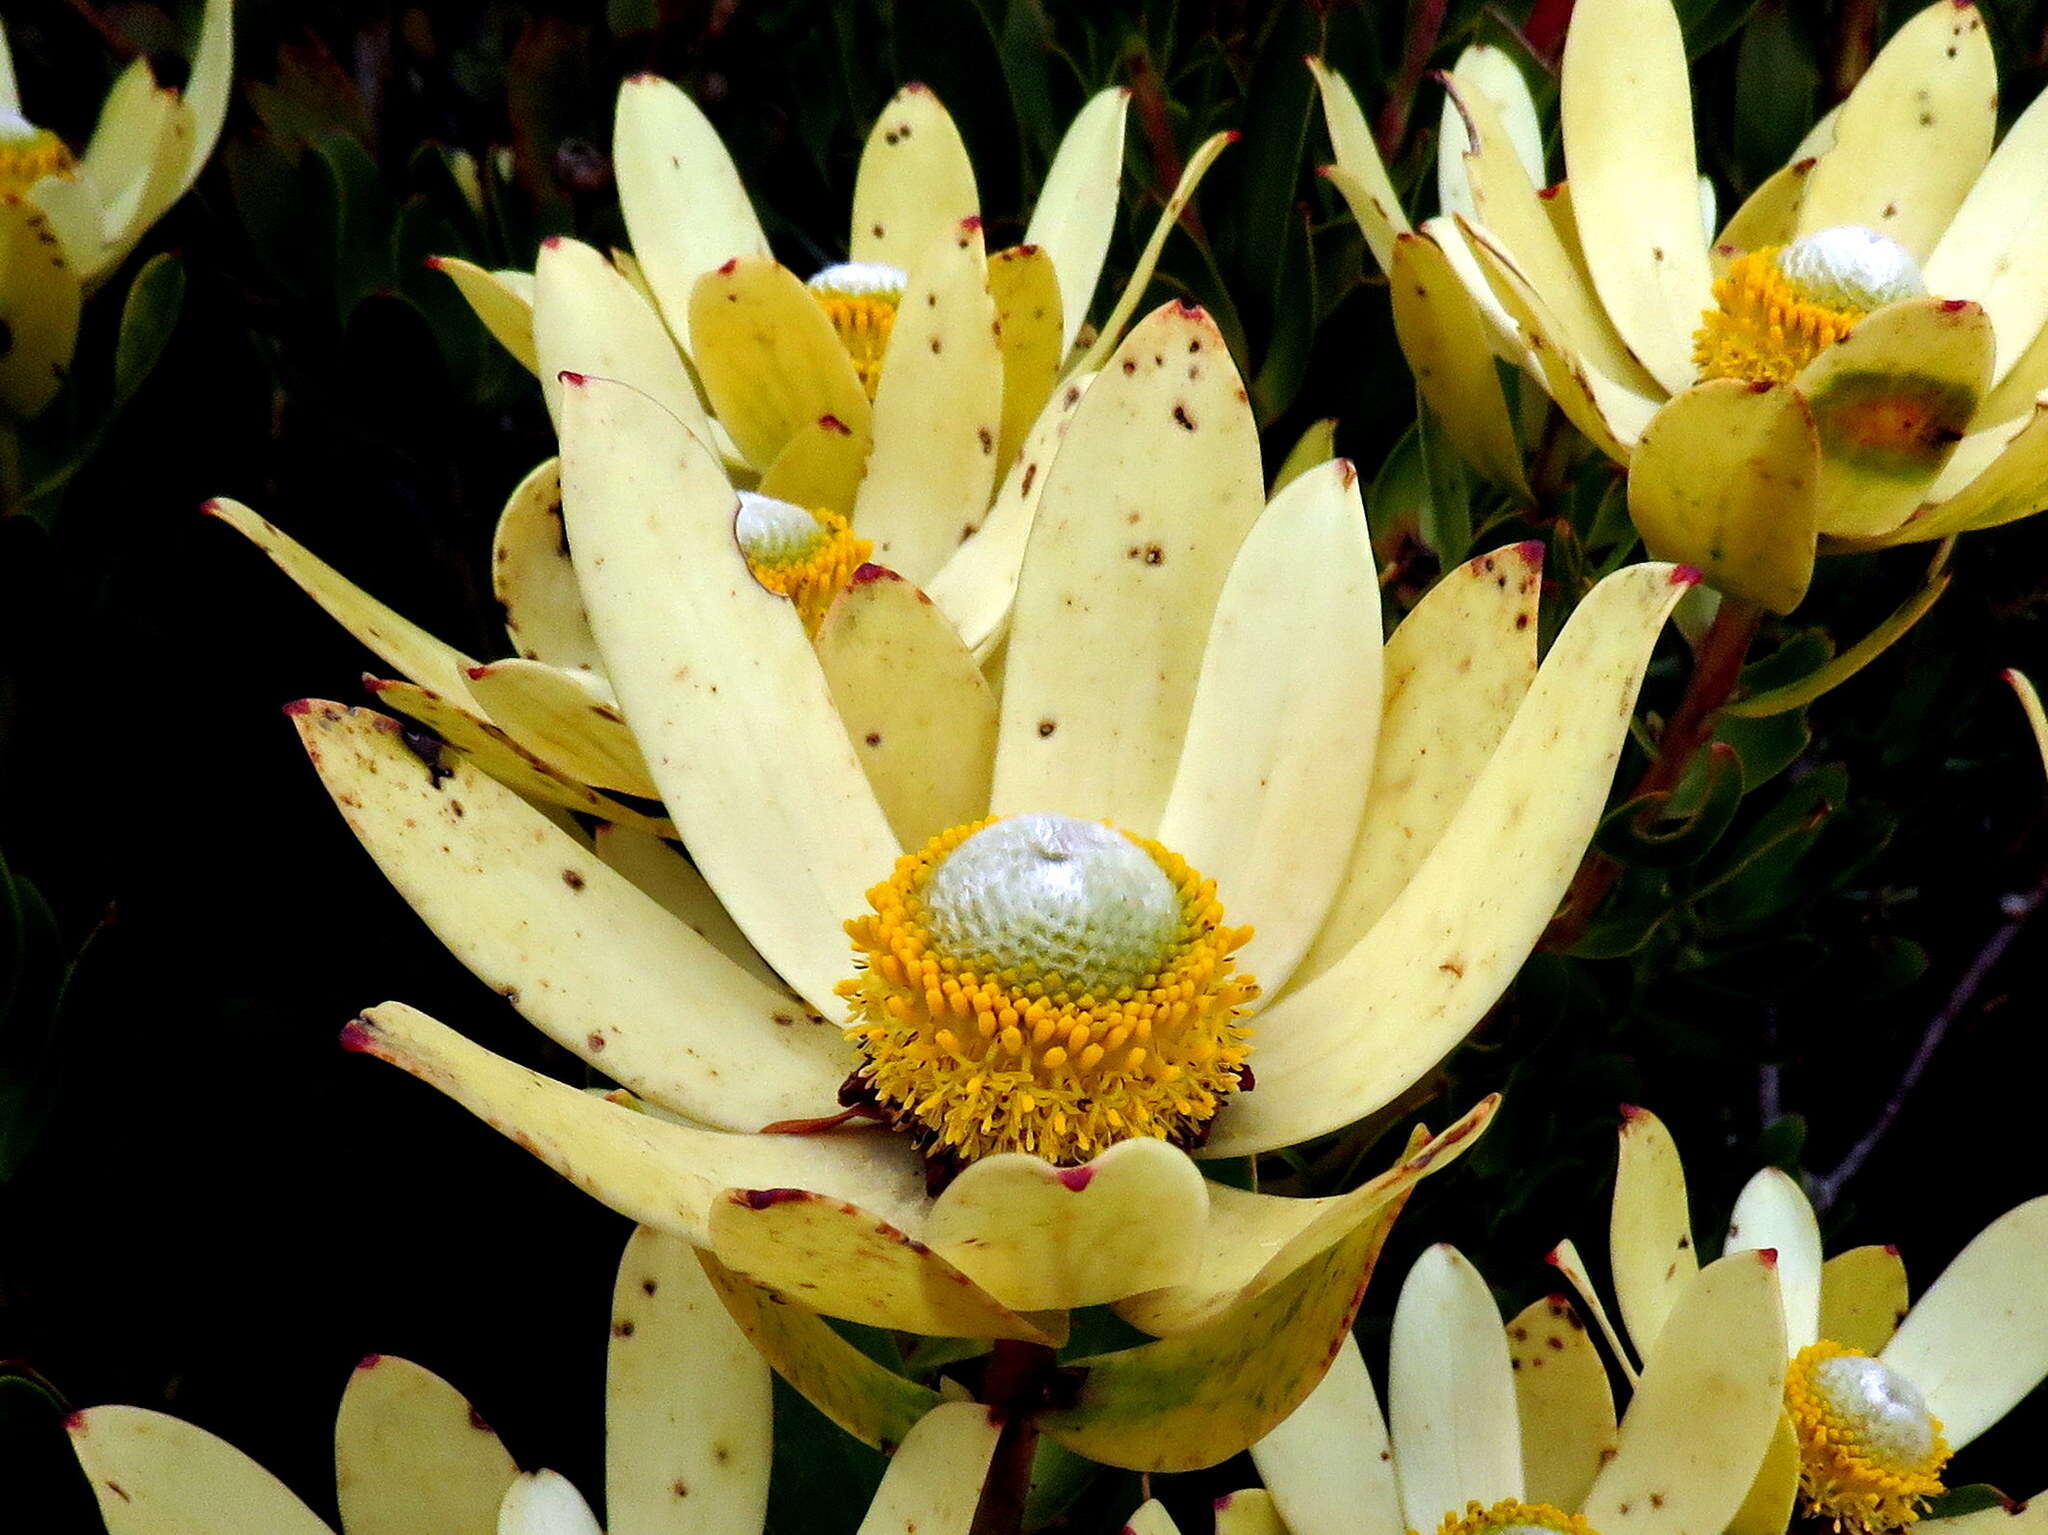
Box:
(967, 1340, 1056, 1535)
(1545, 596, 1763, 949)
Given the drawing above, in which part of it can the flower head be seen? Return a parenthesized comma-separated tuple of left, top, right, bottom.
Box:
(1567, 1109, 2048, 1535)
(840, 812, 1256, 1163)
(1314, 1, 2048, 615)
(0, 1, 232, 419)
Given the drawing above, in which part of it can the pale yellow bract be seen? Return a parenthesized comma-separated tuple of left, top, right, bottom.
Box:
(0, 0, 231, 418)
(68, 1226, 1001, 1535)
(1315, 0, 2048, 614)
(231, 288, 1694, 1468)
(1555, 1108, 2048, 1535)
(298, 72, 1229, 794)
(1131, 1240, 1791, 1535)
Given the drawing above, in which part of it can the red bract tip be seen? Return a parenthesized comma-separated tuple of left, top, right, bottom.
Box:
(338, 1018, 378, 1053)
(1315, 163, 1335, 180)
(465, 665, 492, 681)
(64, 1411, 87, 1434)
(850, 563, 899, 585)
(902, 81, 930, 94)
(717, 258, 738, 275)
(1538, 183, 1563, 201)
(734, 1187, 808, 1210)
(626, 71, 661, 84)
(357, 1353, 384, 1371)
(361, 675, 390, 693)
(541, 235, 563, 250)
(199, 497, 224, 516)
(1884, 1242, 1901, 1255)
(1619, 1102, 1645, 1120)
(1215, 1494, 1238, 1511)
(1016, 242, 1040, 257)
(1224, 129, 1244, 144)
(818, 413, 851, 435)
(1756, 1246, 1780, 1268)
(1336, 458, 1358, 490)
(1544, 1244, 1565, 1267)
(1672, 565, 1703, 586)
(1517, 539, 1545, 568)
(558, 370, 587, 388)
(1749, 380, 1777, 393)
(2001, 668, 2021, 683)
(423, 255, 445, 271)
(1057, 1166, 1095, 1192)
(1549, 1292, 1573, 1308)
(1939, 298, 1974, 313)
(960, 214, 983, 232)
(1794, 156, 1818, 173)
(1174, 298, 1207, 319)
(282, 698, 314, 717)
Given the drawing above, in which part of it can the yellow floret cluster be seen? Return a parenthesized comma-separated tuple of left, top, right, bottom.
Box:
(836, 816, 1258, 1166)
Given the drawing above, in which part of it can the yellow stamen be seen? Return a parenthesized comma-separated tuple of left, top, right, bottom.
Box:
(836, 814, 1257, 1165)
(1693, 246, 1863, 384)
(1430, 1497, 1597, 1535)
(807, 262, 906, 399)
(0, 121, 75, 199)
(734, 491, 872, 637)
(1785, 1340, 1950, 1535)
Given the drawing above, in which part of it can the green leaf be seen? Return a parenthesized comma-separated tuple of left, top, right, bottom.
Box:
(1595, 742, 1746, 869)
(1724, 575, 1950, 718)
(1417, 398, 1474, 565)
(112, 254, 186, 409)
(1922, 1486, 2014, 1521)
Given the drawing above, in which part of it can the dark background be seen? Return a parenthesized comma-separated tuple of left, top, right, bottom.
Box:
(2, 1, 2046, 1529)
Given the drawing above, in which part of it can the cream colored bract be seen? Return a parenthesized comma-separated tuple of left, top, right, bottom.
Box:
(232, 293, 1691, 1467)
(69, 1226, 999, 1535)
(1131, 1239, 1789, 1535)
(1564, 1108, 2048, 1535)
(1316, 0, 2048, 614)
(0, 0, 231, 419)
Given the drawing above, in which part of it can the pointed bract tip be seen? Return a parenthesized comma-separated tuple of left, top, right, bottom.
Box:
(1057, 1166, 1095, 1192)
(717, 257, 738, 275)
(850, 563, 900, 586)
(361, 675, 391, 693)
(1756, 1246, 1779, 1268)
(283, 698, 315, 717)
(1216, 1494, 1238, 1511)
(339, 1017, 380, 1053)
(558, 369, 588, 388)
(541, 235, 563, 250)
(818, 413, 852, 435)
(2001, 667, 2021, 684)
(199, 496, 225, 516)
(1174, 298, 1207, 320)
(1749, 379, 1777, 393)
(901, 81, 931, 94)
(1672, 565, 1703, 586)
(1224, 129, 1244, 144)
(465, 664, 493, 681)
(625, 71, 662, 85)
(1517, 538, 1545, 568)
(64, 1410, 88, 1435)
(1538, 182, 1563, 201)
(1315, 163, 1335, 180)
(1884, 1242, 1901, 1255)
(1336, 457, 1357, 489)
(1549, 1291, 1574, 1308)
(423, 255, 446, 271)
(960, 214, 983, 232)
(1619, 1102, 1645, 1121)
(1543, 1244, 1565, 1267)
(1939, 298, 1976, 313)
(357, 1353, 385, 1371)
